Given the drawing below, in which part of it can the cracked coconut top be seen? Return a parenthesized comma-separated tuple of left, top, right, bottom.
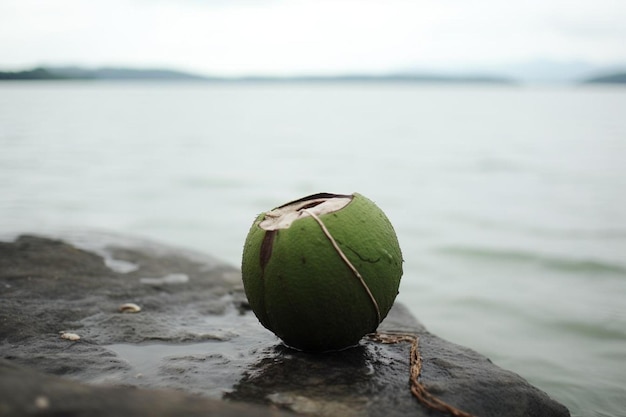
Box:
(259, 193, 353, 231)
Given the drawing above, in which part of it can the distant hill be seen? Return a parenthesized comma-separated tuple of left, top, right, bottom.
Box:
(55, 66, 210, 80)
(0, 67, 69, 80)
(0, 66, 514, 84)
(0, 66, 211, 81)
(583, 72, 626, 84)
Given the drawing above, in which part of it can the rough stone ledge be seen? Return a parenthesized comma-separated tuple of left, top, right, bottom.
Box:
(0, 233, 570, 417)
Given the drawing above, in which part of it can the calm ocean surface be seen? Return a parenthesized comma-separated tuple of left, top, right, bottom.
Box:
(1, 81, 625, 416)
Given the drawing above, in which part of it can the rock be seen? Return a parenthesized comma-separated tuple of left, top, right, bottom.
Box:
(0, 233, 570, 417)
(0, 358, 291, 417)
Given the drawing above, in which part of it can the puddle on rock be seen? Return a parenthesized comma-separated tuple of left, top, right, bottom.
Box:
(105, 310, 278, 398)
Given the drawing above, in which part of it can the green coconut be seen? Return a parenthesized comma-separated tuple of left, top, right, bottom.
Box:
(241, 192, 403, 351)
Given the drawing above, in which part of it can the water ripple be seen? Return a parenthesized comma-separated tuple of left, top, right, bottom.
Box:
(435, 246, 626, 275)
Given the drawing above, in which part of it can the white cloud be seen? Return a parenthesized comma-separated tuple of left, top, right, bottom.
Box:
(1, 0, 625, 74)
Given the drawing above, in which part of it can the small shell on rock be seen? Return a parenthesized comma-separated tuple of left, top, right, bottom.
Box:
(34, 396, 50, 410)
(119, 303, 141, 313)
(59, 332, 81, 341)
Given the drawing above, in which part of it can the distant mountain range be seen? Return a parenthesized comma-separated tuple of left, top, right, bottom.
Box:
(583, 73, 626, 83)
(0, 66, 515, 83)
(1, 65, 625, 84)
(401, 59, 626, 84)
(0, 66, 207, 81)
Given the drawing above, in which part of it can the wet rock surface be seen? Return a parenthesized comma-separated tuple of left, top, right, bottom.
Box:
(0, 233, 570, 417)
(0, 358, 289, 417)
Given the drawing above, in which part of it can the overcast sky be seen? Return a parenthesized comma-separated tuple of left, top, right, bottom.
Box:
(2, 0, 625, 76)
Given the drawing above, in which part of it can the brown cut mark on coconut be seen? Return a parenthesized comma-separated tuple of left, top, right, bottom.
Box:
(259, 193, 353, 231)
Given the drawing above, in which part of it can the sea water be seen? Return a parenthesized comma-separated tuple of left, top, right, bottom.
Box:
(1, 81, 625, 416)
